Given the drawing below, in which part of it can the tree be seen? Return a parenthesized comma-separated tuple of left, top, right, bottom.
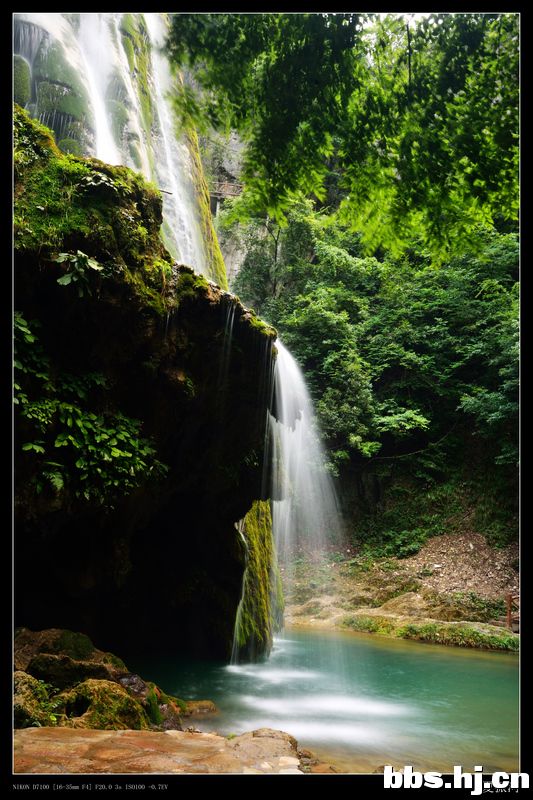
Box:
(167, 12, 518, 257)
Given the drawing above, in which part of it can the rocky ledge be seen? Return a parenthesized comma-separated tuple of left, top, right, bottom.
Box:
(14, 628, 212, 733)
(14, 727, 305, 775)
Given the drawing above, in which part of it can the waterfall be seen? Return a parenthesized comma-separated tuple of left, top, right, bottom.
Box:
(13, 11, 209, 276)
(269, 340, 344, 564)
(231, 338, 344, 662)
(77, 14, 120, 166)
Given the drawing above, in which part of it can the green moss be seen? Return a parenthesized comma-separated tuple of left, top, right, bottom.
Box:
(37, 81, 86, 121)
(122, 35, 135, 72)
(119, 13, 137, 39)
(232, 500, 282, 660)
(128, 140, 143, 170)
(185, 127, 228, 289)
(341, 613, 519, 652)
(396, 622, 519, 651)
(14, 671, 55, 728)
(101, 653, 127, 670)
(145, 685, 163, 725)
(159, 691, 187, 712)
(248, 312, 277, 339)
(52, 630, 94, 660)
(14, 55, 31, 107)
(119, 14, 153, 142)
(58, 138, 83, 156)
(33, 41, 90, 123)
(175, 268, 211, 304)
(58, 678, 150, 730)
(14, 106, 175, 314)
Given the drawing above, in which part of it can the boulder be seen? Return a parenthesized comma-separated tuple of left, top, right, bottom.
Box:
(56, 679, 150, 730)
(14, 671, 52, 729)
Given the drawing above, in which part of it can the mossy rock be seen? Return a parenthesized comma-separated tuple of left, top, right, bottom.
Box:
(14, 55, 31, 107)
(33, 40, 90, 123)
(14, 671, 53, 729)
(15, 628, 129, 689)
(185, 127, 228, 289)
(52, 630, 94, 659)
(232, 500, 284, 660)
(14, 105, 175, 314)
(26, 653, 122, 690)
(57, 679, 150, 730)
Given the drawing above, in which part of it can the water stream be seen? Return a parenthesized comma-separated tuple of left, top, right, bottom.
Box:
(129, 627, 519, 774)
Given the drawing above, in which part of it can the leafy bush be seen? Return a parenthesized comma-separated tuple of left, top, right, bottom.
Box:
(14, 314, 168, 507)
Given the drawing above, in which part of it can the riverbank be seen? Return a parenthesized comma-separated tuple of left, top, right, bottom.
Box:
(283, 531, 519, 651)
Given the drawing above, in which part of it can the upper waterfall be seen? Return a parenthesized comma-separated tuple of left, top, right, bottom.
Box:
(13, 11, 213, 278)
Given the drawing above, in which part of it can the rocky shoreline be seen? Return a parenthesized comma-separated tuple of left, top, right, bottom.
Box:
(13, 627, 339, 775)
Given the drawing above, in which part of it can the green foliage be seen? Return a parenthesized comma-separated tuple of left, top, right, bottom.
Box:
(145, 685, 163, 726)
(230, 203, 518, 477)
(342, 615, 519, 651)
(54, 250, 103, 297)
(168, 13, 518, 256)
(229, 198, 517, 547)
(168, 13, 360, 223)
(32, 681, 64, 727)
(57, 138, 83, 156)
(396, 622, 519, 651)
(14, 314, 168, 508)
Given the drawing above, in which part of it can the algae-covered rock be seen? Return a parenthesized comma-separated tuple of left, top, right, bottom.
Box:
(26, 653, 122, 690)
(14, 671, 53, 729)
(232, 500, 284, 661)
(15, 628, 126, 685)
(14, 629, 187, 731)
(57, 679, 150, 730)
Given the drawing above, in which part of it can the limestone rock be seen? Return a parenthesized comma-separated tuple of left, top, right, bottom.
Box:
(14, 728, 304, 774)
(56, 679, 150, 730)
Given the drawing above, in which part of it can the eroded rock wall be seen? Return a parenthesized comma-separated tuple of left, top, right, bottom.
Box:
(14, 106, 276, 659)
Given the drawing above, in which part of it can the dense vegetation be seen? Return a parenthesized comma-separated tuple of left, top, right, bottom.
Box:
(169, 12, 519, 554)
(168, 12, 518, 258)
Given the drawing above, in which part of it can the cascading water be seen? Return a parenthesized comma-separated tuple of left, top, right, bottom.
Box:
(269, 340, 344, 565)
(13, 11, 208, 274)
(230, 338, 345, 663)
(77, 14, 121, 166)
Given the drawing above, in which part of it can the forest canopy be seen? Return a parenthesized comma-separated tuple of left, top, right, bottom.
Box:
(167, 12, 519, 258)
